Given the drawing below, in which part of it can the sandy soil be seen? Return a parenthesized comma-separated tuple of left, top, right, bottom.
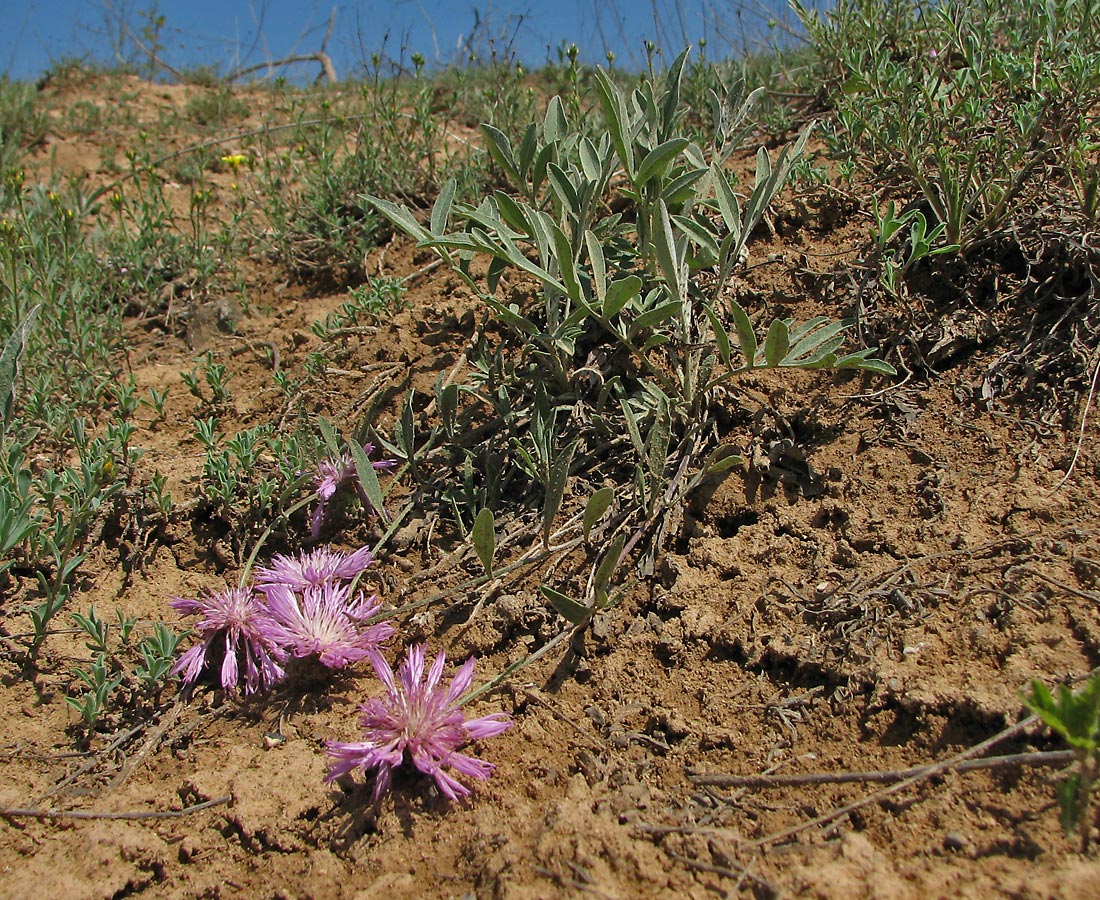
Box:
(2, 72, 1099, 900)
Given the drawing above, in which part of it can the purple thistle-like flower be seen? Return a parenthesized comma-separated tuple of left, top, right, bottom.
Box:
(254, 545, 376, 593)
(324, 644, 512, 801)
(311, 444, 395, 538)
(260, 582, 395, 669)
(169, 585, 285, 695)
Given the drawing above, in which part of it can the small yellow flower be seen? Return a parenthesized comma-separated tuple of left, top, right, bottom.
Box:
(220, 154, 248, 172)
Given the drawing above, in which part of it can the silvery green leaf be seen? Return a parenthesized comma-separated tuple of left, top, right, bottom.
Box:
(704, 444, 745, 474)
(594, 67, 634, 178)
(542, 440, 577, 547)
(517, 123, 538, 180)
(593, 533, 626, 600)
(349, 440, 388, 523)
(662, 167, 707, 206)
(493, 191, 533, 236)
(585, 231, 607, 305)
(0, 303, 40, 434)
(635, 138, 689, 188)
(703, 303, 732, 368)
(652, 198, 682, 304)
(582, 487, 615, 543)
(541, 585, 590, 626)
(579, 137, 602, 183)
(317, 416, 342, 456)
(547, 163, 579, 214)
(472, 507, 496, 576)
(430, 178, 456, 237)
(834, 349, 897, 374)
(482, 123, 521, 185)
(603, 275, 642, 320)
(543, 95, 568, 143)
(628, 301, 680, 338)
(366, 195, 431, 242)
(763, 319, 790, 367)
(550, 222, 580, 302)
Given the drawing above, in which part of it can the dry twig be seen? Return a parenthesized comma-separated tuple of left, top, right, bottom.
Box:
(689, 749, 1075, 788)
(0, 795, 230, 822)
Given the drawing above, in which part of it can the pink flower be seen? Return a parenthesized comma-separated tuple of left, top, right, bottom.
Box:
(254, 545, 376, 592)
(311, 445, 395, 537)
(324, 644, 512, 800)
(260, 582, 395, 669)
(170, 586, 285, 695)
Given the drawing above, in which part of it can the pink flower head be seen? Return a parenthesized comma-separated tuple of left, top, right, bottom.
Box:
(254, 545, 376, 593)
(324, 644, 512, 801)
(169, 585, 285, 695)
(311, 444, 395, 537)
(260, 582, 395, 669)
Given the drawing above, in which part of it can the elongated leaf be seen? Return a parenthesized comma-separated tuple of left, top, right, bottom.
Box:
(635, 138, 689, 188)
(349, 440, 388, 523)
(472, 507, 496, 576)
(481, 123, 521, 185)
(585, 231, 607, 305)
(517, 123, 538, 180)
(365, 195, 431, 242)
(543, 96, 567, 143)
(532, 143, 556, 193)
(620, 399, 646, 462)
(704, 444, 745, 474)
(431, 178, 457, 237)
(628, 301, 680, 338)
(712, 164, 743, 241)
(703, 303, 732, 368)
(593, 533, 626, 603)
(1057, 773, 1084, 834)
(594, 67, 634, 178)
(834, 349, 897, 374)
(582, 486, 615, 543)
(542, 440, 577, 547)
(645, 393, 672, 485)
(484, 295, 537, 334)
(1, 303, 41, 433)
(317, 416, 342, 456)
(547, 163, 579, 215)
(662, 167, 707, 206)
(603, 275, 642, 320)
(397, 389, 416, 461)
(550, 222, 580, 302)
(652, 199, 682, 303)
(486, 254, 507, 293)
(660, 47, 691, 138)
(786, 320, 849, 363)
(762, 319, 790, 367)
(672, 213, 721, 262)
(786, 315, 833, 347)
(541, 585, 590, 626)
(579, 137, 602, 183)
(493, 191, 533, 237)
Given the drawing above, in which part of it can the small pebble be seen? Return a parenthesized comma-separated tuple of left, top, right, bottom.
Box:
(943, 831, 968, 851)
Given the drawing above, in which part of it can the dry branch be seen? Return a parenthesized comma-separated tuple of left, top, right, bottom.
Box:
(0, 795, 230, 821)
(689, 749, 1075, 788)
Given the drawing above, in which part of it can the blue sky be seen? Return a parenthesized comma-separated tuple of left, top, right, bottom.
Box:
(3, 1, 815, 82)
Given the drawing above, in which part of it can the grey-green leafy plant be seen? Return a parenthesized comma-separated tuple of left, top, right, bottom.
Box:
(366, 49, 893, 597)
(65, 653, 124, 728)
(803, 0, 1100, 251)
(1024, 674, 1100, 853)
(870, 199, 961, 295)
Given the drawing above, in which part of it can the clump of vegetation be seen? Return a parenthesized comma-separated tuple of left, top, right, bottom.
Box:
(1, 0, 1098, 857)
